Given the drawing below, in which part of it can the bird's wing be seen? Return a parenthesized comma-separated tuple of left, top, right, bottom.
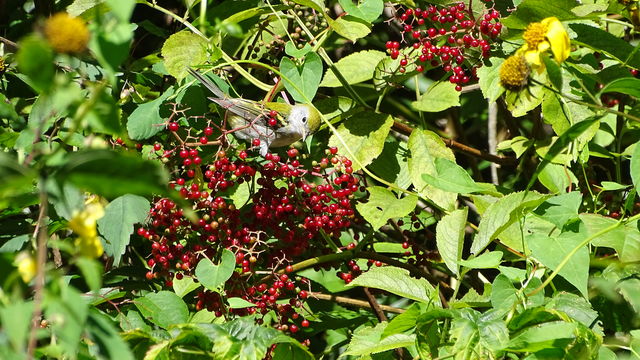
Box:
(187, 68, 227, 99)
(188, 68, 266, 121)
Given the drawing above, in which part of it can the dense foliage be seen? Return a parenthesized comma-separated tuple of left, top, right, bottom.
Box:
(1, 0, 640, 359)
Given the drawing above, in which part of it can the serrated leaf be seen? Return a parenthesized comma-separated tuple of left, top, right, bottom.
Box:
(328, 111, 393, 171)
(161, 31, 208, 80)
(528, 230, 589, 297)
(348, 266, 439, 305)
(280, 52, 322, 103)
(408, 129, 457, 211)
(477, 57, 506, 102)
(320, 50, 386, 87)
(533, 191, 581, 229)
(98, 194, 150, 265)
(471, 191, 550, 254)
(436, 208, 468, 275)
(412, 81, 460, 112)
(338, 0, 383, 22)
(356, 187, 417, 229)
(580, 214, 640, 263)
(135, 291, 189, 329)
(327, 15, 371, 42)
(195, 249, 236, 292)
(126, 87, 174, 140)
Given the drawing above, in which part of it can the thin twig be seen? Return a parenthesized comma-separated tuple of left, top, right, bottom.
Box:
(27, 183, 49, 358)
(392, 121, 516, 165)
(310, 292, 404, 314)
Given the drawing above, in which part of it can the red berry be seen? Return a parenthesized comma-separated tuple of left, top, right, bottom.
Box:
(168, 122, 179, 132)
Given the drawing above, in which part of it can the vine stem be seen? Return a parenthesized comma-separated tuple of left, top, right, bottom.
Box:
(527, 212, 640, 297)
(27, 180, 49, 358)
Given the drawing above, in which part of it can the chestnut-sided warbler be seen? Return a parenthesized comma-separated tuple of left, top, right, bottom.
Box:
(188, 69, 321, 155)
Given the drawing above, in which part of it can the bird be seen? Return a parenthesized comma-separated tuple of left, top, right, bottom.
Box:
(187, 68, 321, 156)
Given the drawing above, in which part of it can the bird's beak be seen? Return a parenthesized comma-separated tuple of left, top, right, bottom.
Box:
(301, 128, 308, 140)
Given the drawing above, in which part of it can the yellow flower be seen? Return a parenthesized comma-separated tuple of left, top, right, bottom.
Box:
(500, 55, 530, 90)
(43, 12, 90, 54)
(520, 17, 570, 68)
(69, 197, 105, 258)
(15, 252, 37, 283)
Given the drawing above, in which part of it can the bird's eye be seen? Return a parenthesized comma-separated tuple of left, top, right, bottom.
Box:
(302, 116, 307, 123)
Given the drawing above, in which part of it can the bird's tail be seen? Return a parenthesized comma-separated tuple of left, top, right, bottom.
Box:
(187, 68, 227, 99)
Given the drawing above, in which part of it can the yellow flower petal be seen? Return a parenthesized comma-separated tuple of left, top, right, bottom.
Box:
(75, 236, 104, 258)
(542, 17, 571, 63)
(15, 252, 37, 283)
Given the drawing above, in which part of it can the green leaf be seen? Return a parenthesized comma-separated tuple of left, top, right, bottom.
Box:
(97, 194, 150, 265)
(436, 208, 468, 275)
(338, 0, 383, 22)
(105, 0, 135, 22)
(412, 81, 460, 112)
(227, 297, 255, 309)
(297, 267, 349, 293)
(320, 50, 386, 87)
(542, 93, 571, 135)
(135, 291, 189, 329)
(127, 87, 174, 140)
(284, 41, 312, 58)
(369, 137, 412, 189)
(543, 54, 563, 92)
(16, 36, 54, 93)
(90, 22, 134, 75)
(76, 257, 103, 292)
(195, 249, 236, 292)
(460, 251, 503, 269)
(600, 77, 640, 98)
(57, 150, 170, 199)
(471, 191, 550, 254)
(528, 230, 589, 297)
(356, 187, 417, 230)
(326, 15, 371, 42)
(537, 162, 578, 193)
(571, 24, 640, 69)
(632, 141, 640, 194)
(173, 276, 201, 298)
(421, 157, 496, 194)
(382, 303, 426, 338)
(84, 85, 122, 136)
(327, 111, 393, 171)
(161, 31, 209, 80)
(348, 266, 439, 305)
(87, 310, 135, 360)
(580, 214, 640, 263)
(506, 321, 578, 352)
(408, 129, 457, 211)
(501, 0, 579, 29)
(490, 275, 517, 314)
(0, 301, 33, 353)
(343, 322, 415, 356)
(477, 57, 506, 102)
(533, 191, 581, 229)
(291, 0, 324, 12)
(598, 181, 629, 191)
(280, 52, 322, 103)
(546, 292, 599, 328)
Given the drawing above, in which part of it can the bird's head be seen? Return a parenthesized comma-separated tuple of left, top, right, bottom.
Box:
(287, 104, 321, 140)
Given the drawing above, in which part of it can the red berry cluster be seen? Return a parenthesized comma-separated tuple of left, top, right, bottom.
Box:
(137, 138, 361, 333)
(386, 2, 502, 91)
